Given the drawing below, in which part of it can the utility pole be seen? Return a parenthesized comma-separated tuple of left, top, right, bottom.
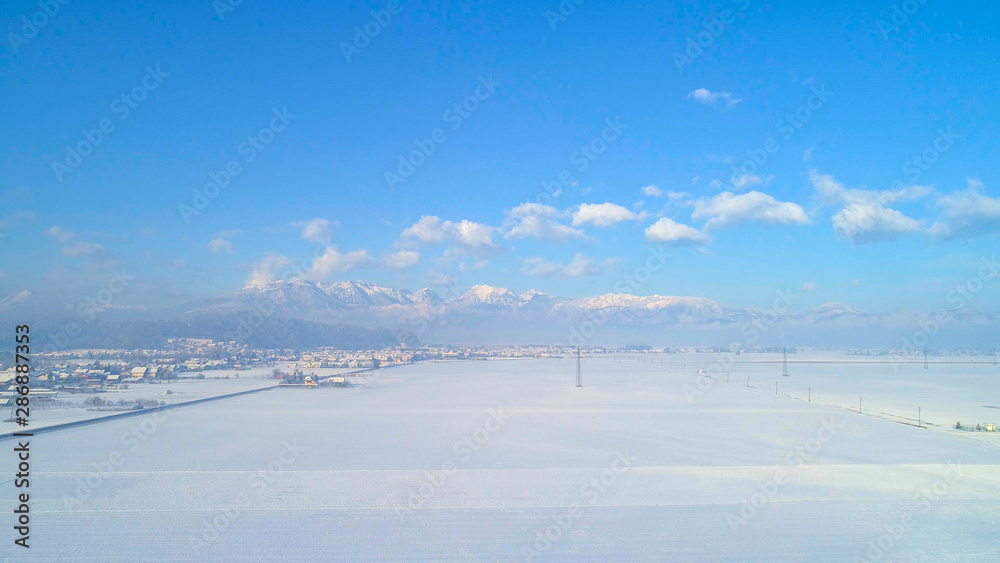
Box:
(775, 381, 778, 395)
(747, 376, 750, 388)
(808, 387, 811, 402)
(918, 407, 921, 428)
(576, 346, 582, 388)
(859, 396, 862, 415)
(782, 347, 788, 377)
(924, 347, 928, 370)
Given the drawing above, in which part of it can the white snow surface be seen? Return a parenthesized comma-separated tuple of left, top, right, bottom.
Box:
(2, 354, 999, 561)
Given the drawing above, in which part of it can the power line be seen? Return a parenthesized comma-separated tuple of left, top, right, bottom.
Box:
(575, 346, 582, 388)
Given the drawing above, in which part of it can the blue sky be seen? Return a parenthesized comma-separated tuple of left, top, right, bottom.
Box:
(2, 0, 999, 314)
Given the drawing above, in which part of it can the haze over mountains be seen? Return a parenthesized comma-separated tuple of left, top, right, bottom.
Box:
(4, 279, 996, 349)
(170, 280, 996, 348)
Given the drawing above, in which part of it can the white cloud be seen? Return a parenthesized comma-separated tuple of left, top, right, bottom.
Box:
(692, 191, 810, 230)
(0, 211, 35, 230)
(0, 290, 31, 312)
(303, 248, 374, 280)
(208, 229, 241, 255)
(45, 226, 118, 262)
(459, 260, 489, 272)
(298, 218, 332, 244)
(930, 179, 1000, 240)
(572, 203, 644, 227)
(449, 219, 497, 249)
(503, 203, 585, 243)
(644, 217, 712, 245)
(687, 88, 742, 110)
(382, 250, 420, 270)
(730, 173, 772, 190)
(246, 252, 293, 287)
(831, 203, 921, 245)
(427, 271, 458, 287)
(642, 185, 663, 197)
(208, 238, 234, 255)
(801, 281, 817, 292)
(401, 216, 449, 244)
(523, 253, 608, 278)
(248, 244, 410, 286)
(809, 171, 931, 244)
(401, 216, 499, 255)
(809, 170, 931, 206)
(706, 154, 736, 165)
(46, 225, 75, 245)
(507, 202, 557, 219)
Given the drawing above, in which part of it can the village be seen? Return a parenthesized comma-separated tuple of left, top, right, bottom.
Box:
(1, 339, 623, 419)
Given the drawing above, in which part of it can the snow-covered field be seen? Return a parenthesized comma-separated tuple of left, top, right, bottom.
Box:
(648, 351, 1000, 445)
(2, 355, 999, 561)
(0, 364, 369, 435)
(0, 377, 278, 435)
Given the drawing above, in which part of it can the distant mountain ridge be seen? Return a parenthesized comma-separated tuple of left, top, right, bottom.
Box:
(180, 279, 884, 329)
(7, 279, 998, 347)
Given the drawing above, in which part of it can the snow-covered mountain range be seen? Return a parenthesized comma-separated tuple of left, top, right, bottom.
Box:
(164, 279, 1000, 348)
(183, 279, 884, 328)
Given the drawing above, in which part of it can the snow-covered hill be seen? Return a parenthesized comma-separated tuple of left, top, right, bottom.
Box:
(182, 280, 876, 329)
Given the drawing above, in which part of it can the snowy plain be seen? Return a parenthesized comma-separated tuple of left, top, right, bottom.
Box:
(0, 364, 368, 435)
(1, 354, 999, 561)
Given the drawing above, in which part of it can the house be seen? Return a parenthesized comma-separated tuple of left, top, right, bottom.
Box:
(131, 367, 149, 379)
(0, 369, 17, 383)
